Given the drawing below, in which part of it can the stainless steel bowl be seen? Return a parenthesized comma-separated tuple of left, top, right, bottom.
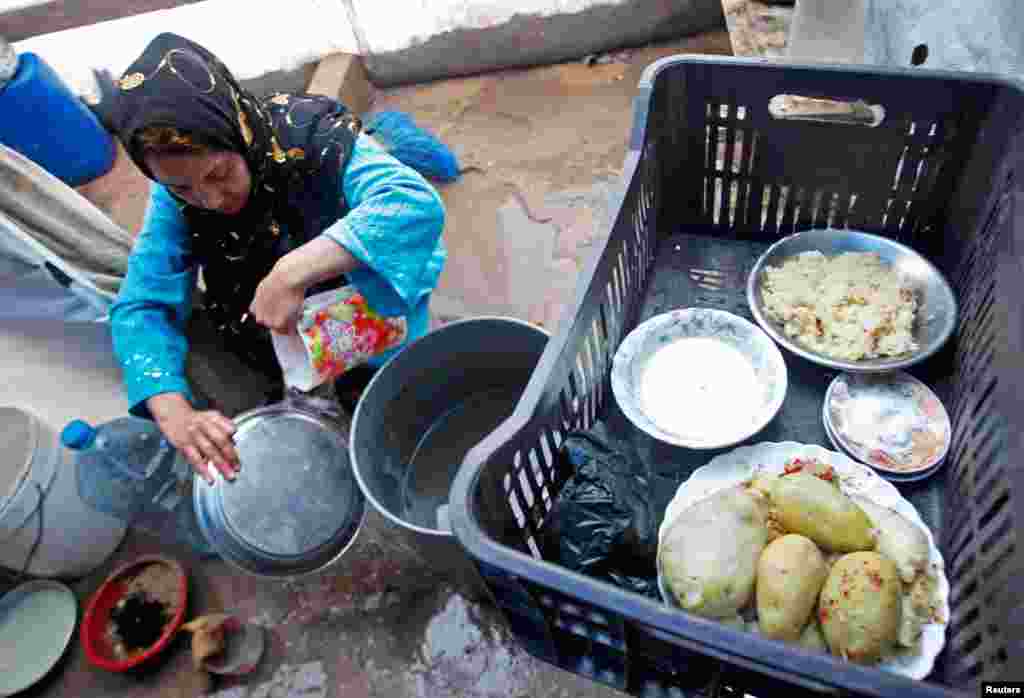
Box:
(746, 228, 958, 373)
(194, 397, 365, 578)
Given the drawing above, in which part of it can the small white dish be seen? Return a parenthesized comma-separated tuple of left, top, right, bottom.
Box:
(825, 372, 950, 479)
(0, 580, 77, 696)
(822, 398, 942, 484)
(611, 308, 787, 449)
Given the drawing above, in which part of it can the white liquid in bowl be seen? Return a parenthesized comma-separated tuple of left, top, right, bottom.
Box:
(639, 337, 763, 443)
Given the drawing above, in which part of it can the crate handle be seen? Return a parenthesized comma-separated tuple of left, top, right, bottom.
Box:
(768, 94, 885, 127)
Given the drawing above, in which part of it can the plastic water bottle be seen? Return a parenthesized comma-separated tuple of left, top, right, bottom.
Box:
(61, 417, 214, 556)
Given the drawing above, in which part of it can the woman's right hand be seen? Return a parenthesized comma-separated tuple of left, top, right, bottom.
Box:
(147, 393, 239, 484)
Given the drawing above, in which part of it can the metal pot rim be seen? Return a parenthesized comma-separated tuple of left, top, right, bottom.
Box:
(348, 315, 550, 538)
(194, 399, 366, 578)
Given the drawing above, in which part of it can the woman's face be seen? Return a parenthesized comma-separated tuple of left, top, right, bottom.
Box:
(147, 150, 252, 215)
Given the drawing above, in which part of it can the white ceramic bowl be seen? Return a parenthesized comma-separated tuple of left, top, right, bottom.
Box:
(610, 308, 787, 449)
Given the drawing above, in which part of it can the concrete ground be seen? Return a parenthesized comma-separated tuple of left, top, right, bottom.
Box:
(18, 514, 638, 698)
(22, 30, 733, 698)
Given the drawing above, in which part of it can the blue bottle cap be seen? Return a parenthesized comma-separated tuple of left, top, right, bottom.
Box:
(60, 420, 97, 450)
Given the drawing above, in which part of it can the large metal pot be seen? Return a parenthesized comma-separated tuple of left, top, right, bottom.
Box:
(349, 317, 548, 598)
(194, 392, 365, 578)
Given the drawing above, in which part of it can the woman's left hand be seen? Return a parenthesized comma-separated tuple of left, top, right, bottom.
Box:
(249, 264, 306, 334)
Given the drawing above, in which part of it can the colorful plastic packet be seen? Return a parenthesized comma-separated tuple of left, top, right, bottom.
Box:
(272, 287, 407, 391)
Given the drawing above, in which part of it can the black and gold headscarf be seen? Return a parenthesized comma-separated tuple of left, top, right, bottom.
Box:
(111, 33, 362, 376)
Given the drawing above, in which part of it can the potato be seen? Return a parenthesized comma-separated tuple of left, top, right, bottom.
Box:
(765, 518, 787, 543)
(798, 619, 828, 652)
(749, 479, 787, 542)
(824, 552, 845, 569)
(756, 534, 829, 641)
(747, 474, 777, 499)
(660, 485, 770, 619)
(783, 458, 840, 487)
(819, 552, 902, 664)
(770, 473, 875, 552)
(852, 495, 930, 584)
(898, 594, 924, 648)
(718, 614, 747, 631)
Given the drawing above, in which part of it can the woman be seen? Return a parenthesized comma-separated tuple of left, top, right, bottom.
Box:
(108, 34, 446, 484)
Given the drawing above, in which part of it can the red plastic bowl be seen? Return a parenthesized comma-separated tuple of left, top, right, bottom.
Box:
(81, 555, 189, 672)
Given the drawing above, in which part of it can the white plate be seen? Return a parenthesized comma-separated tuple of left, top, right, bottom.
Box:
(610, 308, 787, 449)
(0, 580, 77, 696)
(824, 372, 951, 478)
(822, 400, 943, 484)
(656, 441, 950, 680)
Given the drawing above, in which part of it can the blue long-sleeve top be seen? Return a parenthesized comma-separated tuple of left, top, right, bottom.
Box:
(111, 134, 447, 418)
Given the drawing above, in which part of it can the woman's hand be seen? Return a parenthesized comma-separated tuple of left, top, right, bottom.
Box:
(250, 239, 363, 334)
(249, 263, 307, 335)
(147, 393, 239, 484)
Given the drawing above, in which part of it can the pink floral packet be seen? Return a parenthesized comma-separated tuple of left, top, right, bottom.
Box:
(272, 287, 407, 391)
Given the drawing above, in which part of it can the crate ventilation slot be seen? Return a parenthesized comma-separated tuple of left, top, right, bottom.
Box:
(703, 102, 958, 242)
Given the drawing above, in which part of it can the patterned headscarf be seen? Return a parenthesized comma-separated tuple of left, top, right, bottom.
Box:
(111, 33, 362, 375)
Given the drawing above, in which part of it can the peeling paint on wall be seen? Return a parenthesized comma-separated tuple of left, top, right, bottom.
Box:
(351, 0, 630, 53)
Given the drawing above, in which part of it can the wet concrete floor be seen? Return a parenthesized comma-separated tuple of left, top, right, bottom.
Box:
(14, 508, 630, 698)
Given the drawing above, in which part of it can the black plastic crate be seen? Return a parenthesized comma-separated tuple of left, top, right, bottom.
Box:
(450, 55, 1024, 697)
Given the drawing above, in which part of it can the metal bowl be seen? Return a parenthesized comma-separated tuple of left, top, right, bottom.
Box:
(747, 229, 958, 373)
(611, 308, 787, 450)
(194, 399, 365, 579)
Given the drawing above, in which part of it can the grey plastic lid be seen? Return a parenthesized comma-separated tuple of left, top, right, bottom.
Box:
(194, 402, 365, 577)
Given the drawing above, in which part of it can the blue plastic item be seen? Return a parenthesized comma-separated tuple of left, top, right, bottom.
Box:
(62, 417, 213, 556)
(0, 52, 115, 187)
(365, 110, 461, 183)
(60, 420, 96, 450)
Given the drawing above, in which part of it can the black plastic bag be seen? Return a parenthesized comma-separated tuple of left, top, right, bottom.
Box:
(544, 424, 661, 598)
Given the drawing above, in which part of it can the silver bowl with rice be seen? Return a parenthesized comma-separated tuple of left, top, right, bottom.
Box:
(747, 229, 958, 373)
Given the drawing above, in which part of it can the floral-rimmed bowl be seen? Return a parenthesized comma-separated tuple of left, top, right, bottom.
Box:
(824, 372, 951, 478)
(610, 308, 787, 449)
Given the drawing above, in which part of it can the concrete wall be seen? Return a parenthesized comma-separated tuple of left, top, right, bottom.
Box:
(790, 0, 1024, 75)
(12, 0, 359, 99)
(786, 0, 864, 64)
(12, 0, 724, 96)
(864, 0, 1024, 75)
(357, 0, 726, 87)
